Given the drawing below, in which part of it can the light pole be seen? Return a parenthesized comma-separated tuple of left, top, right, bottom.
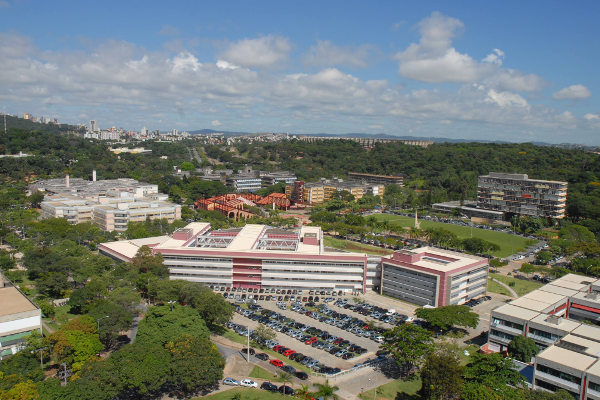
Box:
(246, 326, 250, 363)
(168, 300, 176, 311)
(96, 315, 109, 333)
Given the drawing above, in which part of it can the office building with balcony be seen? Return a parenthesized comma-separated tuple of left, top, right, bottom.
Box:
(99, 223, 370, 293)
(477, 172, 568, 219)
(379, 247, 488, 307)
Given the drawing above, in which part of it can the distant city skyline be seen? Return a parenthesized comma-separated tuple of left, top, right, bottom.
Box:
(1, 1, 599, 144)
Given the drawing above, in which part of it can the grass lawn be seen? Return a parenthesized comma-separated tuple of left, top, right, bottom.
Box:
(221, 330, 311, 373)
(358, 377, 421, 400)
(249, 365, 278, 381)
(197, 387, 288, 399)
(490, 273, 544, 296)
(44, 305, 76, 332)
(324, 236, 393, 255)
(486, 278, 512, 296)
(372, 214, 535, 258)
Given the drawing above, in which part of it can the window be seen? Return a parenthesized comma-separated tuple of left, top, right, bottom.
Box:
(536, 365, 580, 384)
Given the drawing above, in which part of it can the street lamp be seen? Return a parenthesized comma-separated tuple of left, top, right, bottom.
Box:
(96, 315, 109, 332)
(167, 300, 177, 311)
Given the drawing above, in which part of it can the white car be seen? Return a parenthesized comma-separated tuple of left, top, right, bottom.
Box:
(240, 379, 258, 388)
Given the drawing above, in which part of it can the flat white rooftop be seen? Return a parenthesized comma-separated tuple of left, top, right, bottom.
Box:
(382, 246, 486, 273)
(101, 223, 363, 259)
(529, 313, 581, 332)
(492, 303, 540, 321)
(536, 345, 597, 372)
(0, 286, 39, 318)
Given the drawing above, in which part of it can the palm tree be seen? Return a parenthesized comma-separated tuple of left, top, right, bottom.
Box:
(295, 384, 311, 398)
(277, 371, 293, 395)
(315, 379, 340, 400)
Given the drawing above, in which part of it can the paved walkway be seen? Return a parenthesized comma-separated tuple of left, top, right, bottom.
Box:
(491, 277, 518, 298)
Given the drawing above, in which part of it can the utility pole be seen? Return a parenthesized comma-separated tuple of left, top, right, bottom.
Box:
(246, 326, 250, 363)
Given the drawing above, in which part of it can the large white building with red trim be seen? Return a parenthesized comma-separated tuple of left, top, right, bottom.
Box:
(99, 222, 371, 293)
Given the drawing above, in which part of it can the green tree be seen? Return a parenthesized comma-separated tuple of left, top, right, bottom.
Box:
(135, 305, 209, 346)
(419, 350, 463, 400)
(131, 246, 167, 277)
(179, 283, 234, 329)
(314, 379, 339, 400)
(166, 335, 225, 393)
(534, 251, 553, 265)
(180, 161, 194, 171)
(382, 323, 434, 377)
(415, 305, 479, 332)
(253, 323, 276, 343)
(87, 300, 133, 349)
(463, 353, 526, 400)
(106, 342, 171, 395)
(508, 336, 538, 362)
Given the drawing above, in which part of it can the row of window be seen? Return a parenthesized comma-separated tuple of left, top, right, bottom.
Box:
(490, 329, 515, 342)
(534, 379, 578, 398)
(536, 364, 580, 384)
(492, 318, 523, 331)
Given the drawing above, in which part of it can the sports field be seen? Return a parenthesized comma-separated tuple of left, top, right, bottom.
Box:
(372, 214, 536, 258)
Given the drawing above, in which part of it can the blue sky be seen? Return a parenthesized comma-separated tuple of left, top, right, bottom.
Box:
(1, 1, 600, 144)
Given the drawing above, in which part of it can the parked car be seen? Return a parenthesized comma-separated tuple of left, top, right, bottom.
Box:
(295, 371, 308, 380)
(261, 382, 278, 392)
(223, 377, 239, 386)
(241, 348, 255, 355)
(279, 385, 295, 395)
(240, 379, 258, 388)
(255, 353, 269, 361)
(270, 359, 284, 367)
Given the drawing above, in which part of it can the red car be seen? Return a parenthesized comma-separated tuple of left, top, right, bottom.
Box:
(273, 345, 284, 352)
(283, 349, 296, 357)
(305, 337, 318, 345)
(270, 359, 284, 367)
(333, 338, 344, 345)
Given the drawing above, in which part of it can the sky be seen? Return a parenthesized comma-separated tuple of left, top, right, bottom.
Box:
(1, 1, 600, 144)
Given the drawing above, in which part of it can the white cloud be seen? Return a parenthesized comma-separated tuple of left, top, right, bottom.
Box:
(482, 48, 504, 65)
(485, 89, 529, 109)
(216, 60, 239, 70)
(552, 84, 591, 100)
(395, 12, 490, 83)
(584, 113, 600, 121)
(0, 32, 596, 144)
(303, 40, 374, 68)
(395, 12, 545, 92)
(219, 35, 290, 69)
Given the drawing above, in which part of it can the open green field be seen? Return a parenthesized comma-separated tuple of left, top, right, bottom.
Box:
(487, 278, 512, 296)
(249, 365, 278, 381)
(490, 273, 544, 296)
(372, 214, 535, 257)
(197, 387, 288, 399)
(359, 377, 421, 400)
(324, 235, 393, 255)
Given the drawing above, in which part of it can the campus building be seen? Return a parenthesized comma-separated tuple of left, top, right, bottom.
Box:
(348, 172, 404, 187)
(34, 175, 181, 231)
(0, 276, 42, 359)
(99, 223, 371, 293)
(477, 172, 568, 219)
(484, 274, 600, 399)
(379, 247, 489, 307)
(287, 179, 385, 205)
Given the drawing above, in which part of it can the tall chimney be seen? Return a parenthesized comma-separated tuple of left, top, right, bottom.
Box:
(92, 170, 97, 182)
(65, 174, 70, 188)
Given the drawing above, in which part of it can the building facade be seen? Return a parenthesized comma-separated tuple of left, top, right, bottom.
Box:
(477, 172, 568, 219)
(483, 274, 600, 400)
(99, 223, 370, 293)
(0, 278, 42, 359)
(379, 247, 488, 307)
(348, 172, 404, 187)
